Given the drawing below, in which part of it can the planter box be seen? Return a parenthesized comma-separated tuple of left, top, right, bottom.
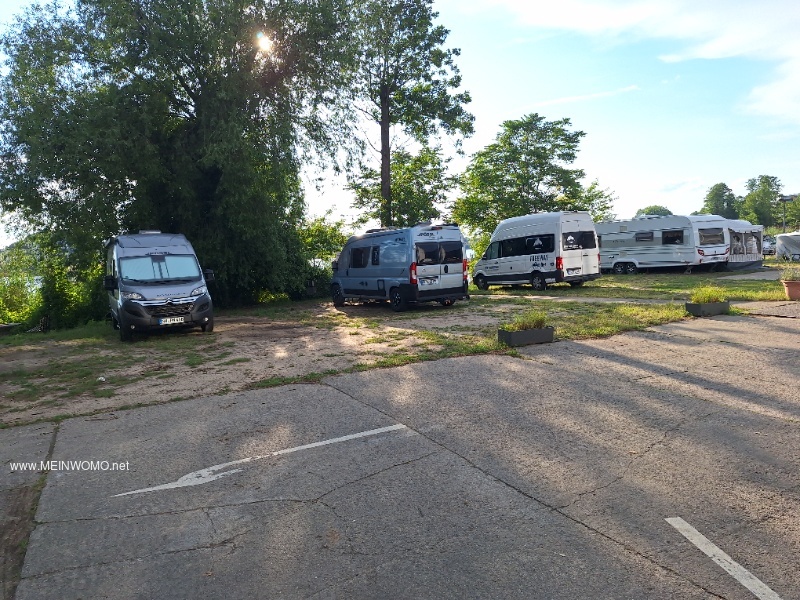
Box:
(684, 301, 730, 317)
(498, 326, 554, 347)
(782, 280, 800, 300)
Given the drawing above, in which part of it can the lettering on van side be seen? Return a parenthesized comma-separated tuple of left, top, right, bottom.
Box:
(416, 232, 436, 238)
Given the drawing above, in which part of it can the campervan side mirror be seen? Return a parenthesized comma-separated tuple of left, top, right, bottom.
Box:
(103, 275, 117, 291)
(203, 268, 215, 282)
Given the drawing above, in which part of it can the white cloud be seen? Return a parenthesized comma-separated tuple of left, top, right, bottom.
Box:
(486, 0, 800, 124)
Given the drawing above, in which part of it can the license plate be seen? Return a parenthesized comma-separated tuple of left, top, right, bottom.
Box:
(159, 316, 184, 325)
(419, 277, 437, 286)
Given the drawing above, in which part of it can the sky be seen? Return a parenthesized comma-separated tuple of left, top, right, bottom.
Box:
(2, 0, 800, 244)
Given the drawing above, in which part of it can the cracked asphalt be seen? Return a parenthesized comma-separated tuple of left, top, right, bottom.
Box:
(4, 314, 799, 599)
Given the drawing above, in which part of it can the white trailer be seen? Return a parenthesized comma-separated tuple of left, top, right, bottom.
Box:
(596, 214, 730, 273)
(776, 231, 800, 261)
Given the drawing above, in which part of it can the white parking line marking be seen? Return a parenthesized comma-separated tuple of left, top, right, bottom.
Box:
(666, 517, 782, 600)
(113, 424, 408, 497)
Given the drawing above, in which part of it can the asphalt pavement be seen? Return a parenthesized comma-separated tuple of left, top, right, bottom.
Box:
(3, 313, 799, 599)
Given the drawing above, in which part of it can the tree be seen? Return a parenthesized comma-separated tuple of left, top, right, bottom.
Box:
(452, 113, 586, 244)
(348, 145, 456, 227)
(351, 0, 473, 226)
(0, 0, 359, 306)
(562, 180, 616, 223)
(634, 205, 672, 217)
(741, 175, 781, 227)
(298, 212, 350, 265)
(700, 183, 741, 218)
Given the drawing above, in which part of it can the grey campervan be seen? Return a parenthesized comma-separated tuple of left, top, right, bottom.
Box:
(104, 231, 214, 341)
(331, 223, 468, 311)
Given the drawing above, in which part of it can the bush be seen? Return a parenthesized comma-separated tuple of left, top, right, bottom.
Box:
(780, 266, 800, 281)
(690, 286, 727, 303)
(500, 308, 548, 331)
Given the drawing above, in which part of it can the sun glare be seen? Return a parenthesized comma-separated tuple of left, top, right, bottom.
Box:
(256, 32, 273, 53)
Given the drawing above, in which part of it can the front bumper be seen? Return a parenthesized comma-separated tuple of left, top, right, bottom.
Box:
(118, 294, 213, 331)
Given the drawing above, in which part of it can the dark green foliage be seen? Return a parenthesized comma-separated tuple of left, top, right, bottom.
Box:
(452, 113, 587, 247)
(349, 145, 456, 227)
(351, 0, 473, 226)
(1, 0, 359, 308)
(701, 183, 741, 219)
(634, 205, 673, 217)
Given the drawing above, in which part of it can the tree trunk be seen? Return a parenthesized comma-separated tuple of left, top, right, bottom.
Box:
(380, 85, 392, 227)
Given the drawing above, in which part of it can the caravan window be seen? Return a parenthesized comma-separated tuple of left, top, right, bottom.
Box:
(526, 235, 555, 254)
(662, 230, 684, 245)
(634, 231, 654, 242)
(350, 247, 369, 268)
(371, 246, 380, 266)
(698, 228, 724, 245)
(562, 231, 596, 250)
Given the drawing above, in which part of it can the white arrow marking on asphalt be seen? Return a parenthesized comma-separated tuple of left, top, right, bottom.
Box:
(113, 424, 408, 497)
(666, 517, 783, 600)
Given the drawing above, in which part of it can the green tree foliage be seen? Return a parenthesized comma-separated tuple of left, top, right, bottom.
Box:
(348, 145, 455, 227)
(351, 0, 473, 226)
(452, 113, 586, 246)
(562, 180, 616, 223)
(634, 205, 673, 217)
(741, 175, 781, 227)
(700, 183, 741, 218)
(783, 195, 800, 231)
(0, 0, 359, 307)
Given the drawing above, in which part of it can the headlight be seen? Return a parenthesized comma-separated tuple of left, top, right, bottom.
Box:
(121, 291, 144, 300)
(191, 285, 207, 296)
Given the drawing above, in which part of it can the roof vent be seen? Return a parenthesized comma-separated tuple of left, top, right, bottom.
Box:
(138, 230, 161, 234)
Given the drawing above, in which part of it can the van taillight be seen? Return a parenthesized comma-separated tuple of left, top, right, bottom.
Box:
(556, 257, 563, 271)
(462, 258, 468, 282)
(410, 262, 418, 284)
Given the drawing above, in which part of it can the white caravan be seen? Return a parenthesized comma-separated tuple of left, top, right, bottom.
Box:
(472, 211, 601, 291)
(596, 214, 730, 273)
(776, 231, 800, 261)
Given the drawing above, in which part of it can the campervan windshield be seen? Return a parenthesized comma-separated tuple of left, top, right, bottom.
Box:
(119, 254, 201, 283)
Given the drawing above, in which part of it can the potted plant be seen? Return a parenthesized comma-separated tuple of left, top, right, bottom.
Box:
(685, 286, 730, 317)
(498, 309, 554, 346)
(780, 266, 800, 300)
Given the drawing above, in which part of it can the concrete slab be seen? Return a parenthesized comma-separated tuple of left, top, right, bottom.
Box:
(14, 316, 799, 599)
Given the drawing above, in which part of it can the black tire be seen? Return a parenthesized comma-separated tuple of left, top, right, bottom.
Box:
(530, 272, 547, 291)
(201, 317, 214, 332)
(331, 284, 345, 307)
(119, 321, 133, 342)
(624, 262, 638, 275)
(474, 274, 489, 291)
(569, 281, 584, 287)
(612, 263, 625, 275)
(390, 288, 407, 312)
(439, 299, 455, 307)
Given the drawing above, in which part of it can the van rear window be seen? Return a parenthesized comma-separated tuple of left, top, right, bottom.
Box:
(562, 231, 596, 250)
(416, 241, 463, 265)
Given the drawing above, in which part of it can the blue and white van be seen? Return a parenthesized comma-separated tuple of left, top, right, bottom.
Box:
(331, 223, 469, 311)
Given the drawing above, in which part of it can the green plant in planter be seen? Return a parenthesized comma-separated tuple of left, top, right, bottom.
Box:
(500, 308, 547, 331)
(780, 266, 800, 281)
(690, 286, 727, 304)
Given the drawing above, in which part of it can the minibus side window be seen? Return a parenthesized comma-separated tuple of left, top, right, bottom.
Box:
(526, 235, 555, 254)
(351, 247, 369, 268)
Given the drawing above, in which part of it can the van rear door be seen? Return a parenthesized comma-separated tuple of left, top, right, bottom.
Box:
(561, 218, 599, 278)
(413, 228, 465, 295)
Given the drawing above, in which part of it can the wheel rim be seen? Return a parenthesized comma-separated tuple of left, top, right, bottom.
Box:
(625, 263, 637, 274)
(612, 264, 624, 274)
(475, 275, 487, 290)
(531, 275, 544, 290)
